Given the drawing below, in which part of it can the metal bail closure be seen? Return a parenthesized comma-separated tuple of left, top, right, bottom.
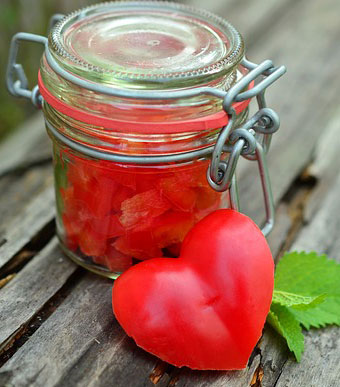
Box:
(208, 131, 274, 237)
(6, 32, 47, 108)
(206, 58, 286, 236)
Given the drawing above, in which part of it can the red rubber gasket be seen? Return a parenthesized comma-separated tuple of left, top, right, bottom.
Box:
(38, 72, 253, 134)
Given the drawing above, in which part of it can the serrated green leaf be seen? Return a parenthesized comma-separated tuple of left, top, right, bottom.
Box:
(272, 290, 326, 310)
(267, 304, 304, 362)
(274, 251, 340, 329)
(290, 297, 340, 329)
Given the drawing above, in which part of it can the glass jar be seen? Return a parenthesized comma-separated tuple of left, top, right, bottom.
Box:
(6, 1, 286, 278)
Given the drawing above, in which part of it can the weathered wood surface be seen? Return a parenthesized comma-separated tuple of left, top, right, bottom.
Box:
(273, 173, 340, 387)
(0, 0, 340, 386)
(238, 0, 340, 224)
(0, 238, 77, 354)
(0, 114, 50, 178)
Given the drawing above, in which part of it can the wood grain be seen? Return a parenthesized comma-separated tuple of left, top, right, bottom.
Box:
(0, 114, 54, 270)
(273, 173, 340, 387)
(0, 114, 50, 178)
(0, 271, 163, 387)
(237, 0, 340, 223)
(0, 184, 55, 270)
(0, 238, 76, 353)
(304, 106, 340, 222)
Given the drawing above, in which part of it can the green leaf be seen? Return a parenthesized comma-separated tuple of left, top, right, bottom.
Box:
(290, 297, 340, 329)
(274, 251, 340, 329)
(272, 290, 326, 310)
(267, 304, 304, 362)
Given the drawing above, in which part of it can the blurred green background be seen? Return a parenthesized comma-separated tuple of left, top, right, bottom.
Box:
(0, 0, 106, 141)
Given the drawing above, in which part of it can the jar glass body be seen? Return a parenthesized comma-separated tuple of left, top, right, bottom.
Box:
(44, 101, 248, 278)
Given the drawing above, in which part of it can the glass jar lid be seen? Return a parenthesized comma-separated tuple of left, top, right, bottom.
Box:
(50, 1, 244, 89)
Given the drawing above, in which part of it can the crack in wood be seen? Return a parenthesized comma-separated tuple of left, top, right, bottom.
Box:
(272, 364, 286, 387)
(250, 364, 264, 387)
(150, 361, 169, 384)
(0, 274, 16, 289)
(0, 219, 55, 279)
(248, 345, 262, 368)
(167, 374, 180, 387)
(249, 344, 264, 387)
(275, 166, 318, 259)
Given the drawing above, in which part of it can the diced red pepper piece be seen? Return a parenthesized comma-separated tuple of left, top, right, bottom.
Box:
(61, 186, 89, 221)
(169, 163, 209, 189)
(158, 177, 197, 212)
(152, 211, 195, 248)
(111, 186, 136, 212)
(119, 189, 171, 229)
(66, 159, 122, 217)
(104, 244, 133, 272)
(66, 158, 97, 190)
(62, 214, 80, 251)
(87, 214, 125, 239)
(114, 231, 163, 260)
(106, 168, 137, 190)
(135, 172, 162, 192)
(78, 222, 108, 257)
(80, 179, 119, 218)
(92, 254, 108, 267)
(195, 187, 221, 210)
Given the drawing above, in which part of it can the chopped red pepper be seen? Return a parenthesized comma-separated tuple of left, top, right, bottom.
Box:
(119, 189, 171, 229)
(59, 154, 227, 271)
(114, 230, 163, 260)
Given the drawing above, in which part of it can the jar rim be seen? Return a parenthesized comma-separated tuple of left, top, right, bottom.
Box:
(49, 1, 244, 89)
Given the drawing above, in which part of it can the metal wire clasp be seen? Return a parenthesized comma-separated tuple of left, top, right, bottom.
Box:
(207, 59, 285, 236)
(6, 15, 63, 108)
(6, 33, 47, 108)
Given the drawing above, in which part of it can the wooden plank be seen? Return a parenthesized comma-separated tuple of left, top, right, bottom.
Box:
(0, 184, 55, 269)
(0, 114, 50, 178)
(273, 173, 340, 387)
(185, 0, 295, 45)
(237, 0, 340, 225)
(165, 357, 261, 387)
(206, 0, 296, 48)
(0, 270, 164, 387)
(0, 238, 77, 353)
(303, 106, 340, 221)
(0, 164, 52, 246)
(0, 115, 54, 271)
(183, 0, 234, 14)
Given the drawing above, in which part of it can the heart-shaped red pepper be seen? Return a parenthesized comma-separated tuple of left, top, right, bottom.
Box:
(112, 209, 274, 370)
